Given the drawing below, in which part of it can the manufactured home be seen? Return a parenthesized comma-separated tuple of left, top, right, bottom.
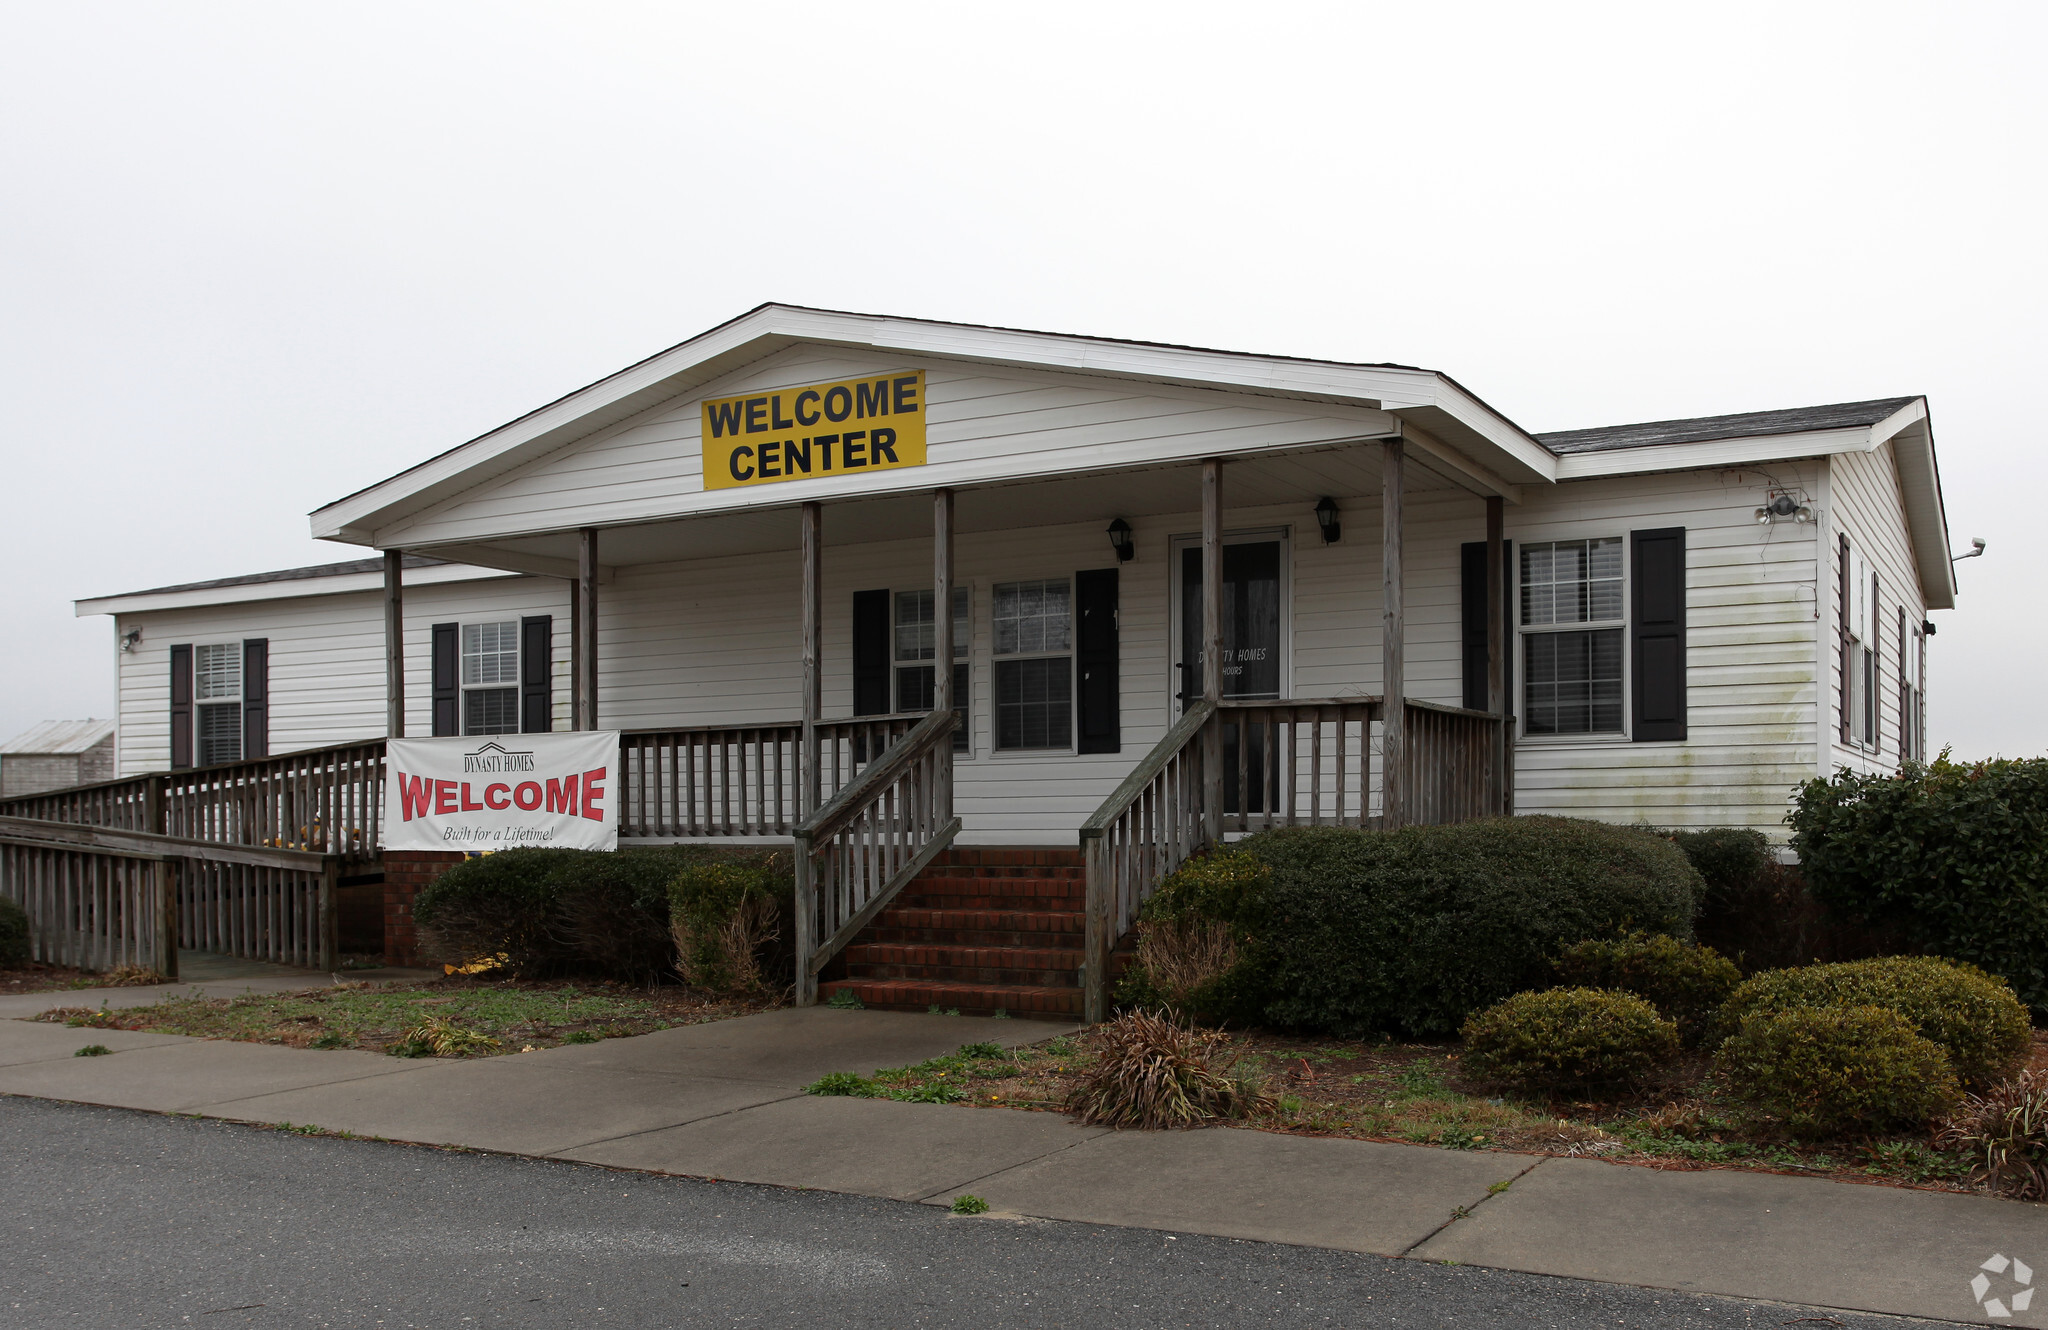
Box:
(40, 305, 1956, 1012)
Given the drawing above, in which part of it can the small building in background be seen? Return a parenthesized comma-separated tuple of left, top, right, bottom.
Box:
(0, 720, 117, 798)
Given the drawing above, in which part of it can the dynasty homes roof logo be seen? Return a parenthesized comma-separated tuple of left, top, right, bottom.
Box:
(1972, 1253, 2035, 1320)
(462, 741, 537, 774)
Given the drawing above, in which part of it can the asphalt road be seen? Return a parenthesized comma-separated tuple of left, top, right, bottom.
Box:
(0, 1097, 1952, 1329)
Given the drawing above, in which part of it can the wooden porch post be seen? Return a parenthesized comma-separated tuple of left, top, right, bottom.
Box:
(1485, 494, 1508, 816)
(933, 489, 956, 818)
(383, 550, 405, 739)
(1201, 459, 1224, 844)
(577, 528, 599, 730)
(1381, 439, 1406, 829)
(800, 502, 823, 814)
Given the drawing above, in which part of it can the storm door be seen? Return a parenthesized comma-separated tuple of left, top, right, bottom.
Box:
(1175, 537, 1284, 814)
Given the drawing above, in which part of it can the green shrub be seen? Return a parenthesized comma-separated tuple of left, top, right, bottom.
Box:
(0, 894, 28, 967)
(1790, 756, 2048, 1015)
(414, 846, 789, 984)
(1460, 988, 1679, 1093)
(1716, 1005, 1960, 1138)
(1718, 956, 2030, 1087)
(1554, 932, 1741, 1045)
(413, 848, 577, 976)
(1242, 818, 1699, 1038)
(1664, 828, 1773, 903)
(668, 857, 794, 994)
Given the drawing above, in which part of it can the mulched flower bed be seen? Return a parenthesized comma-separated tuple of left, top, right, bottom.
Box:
(31, 976, 781, 1056)
(1, 962, 166, 996)
(814, 1022, 2048, 1196)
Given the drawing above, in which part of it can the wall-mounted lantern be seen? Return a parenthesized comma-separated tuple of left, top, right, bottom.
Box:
(1106, 517, 1135, 563)
(120, 628, 143, 653)
(1314, 496, 1342, 545)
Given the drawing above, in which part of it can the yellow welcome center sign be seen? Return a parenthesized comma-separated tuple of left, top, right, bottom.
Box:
(701, 371, 927, 490)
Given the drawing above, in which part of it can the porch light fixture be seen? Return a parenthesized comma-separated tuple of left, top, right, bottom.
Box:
(1106, 517, 1135, 562)
(1952, 537, 1987, 562)
(120, 628, 142, 653)
(1754, 493, 1811, 525)
(1314, 496, 1341, 545)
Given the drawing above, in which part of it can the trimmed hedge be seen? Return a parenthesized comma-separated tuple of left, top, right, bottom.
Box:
(1717, 955, 2031, 1088)
(413, 845, 789, 984)
(1716, 1005, 1961, 1138)
(1121, 817, 1701, 1038)
(0, 894, 28, 967)
(1790, 756, 2048, 1014)
(1461, 987, 1679, 1093)
(1553, 932, 1741, 1046)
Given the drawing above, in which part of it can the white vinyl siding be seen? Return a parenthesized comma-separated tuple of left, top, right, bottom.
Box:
(1825, 442, 1930, 776)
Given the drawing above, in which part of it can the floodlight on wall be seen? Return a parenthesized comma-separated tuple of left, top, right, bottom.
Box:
(119, 628, 142, 653)
(1755, 493, 1812, 525)
(1314, 496, 1342, 545)
(1106, 517, 1135, 562)
(1952, 537, 1987, 563)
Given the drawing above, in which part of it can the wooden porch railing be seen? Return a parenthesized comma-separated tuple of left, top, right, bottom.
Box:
(1079, 696, 1507, 1020)
(791, 708, 959, 1004)
(0, 741, 386, 865)
(0, 815, 340, 974)
(617, 713, 923, 838)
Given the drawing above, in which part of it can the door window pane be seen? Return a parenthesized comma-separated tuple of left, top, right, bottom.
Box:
(1178, 542, 1282, 703)
(1523, 628, 1624, 735)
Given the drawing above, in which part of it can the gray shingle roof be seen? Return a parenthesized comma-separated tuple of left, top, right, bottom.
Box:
(1537, 397, 1923, 455)
(2, 719, 115, 755)
(111, 554, 451, 599)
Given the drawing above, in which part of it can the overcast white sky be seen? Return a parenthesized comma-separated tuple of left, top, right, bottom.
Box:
(2, 1, 2041, 760)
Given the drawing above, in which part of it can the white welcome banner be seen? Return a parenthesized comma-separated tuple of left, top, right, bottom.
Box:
(385, 732, 620, 852)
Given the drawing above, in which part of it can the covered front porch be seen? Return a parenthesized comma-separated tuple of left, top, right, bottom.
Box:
(376, 439, 1514, 1014)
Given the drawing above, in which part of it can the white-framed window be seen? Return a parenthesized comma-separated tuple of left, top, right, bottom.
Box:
(1846, 549, 1879, 750)
(462, 621, 520, 736)
(894, 587, 970, 751)
(1519, 537, 1626, 737)
(194, 642, 243, 766)
(993, 578, 1072, 751)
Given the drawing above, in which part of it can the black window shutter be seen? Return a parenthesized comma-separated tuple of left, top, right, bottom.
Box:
(520, 615, 553, 734)
(1630, 527, 1687, 742)
(169, 644, 193, 770)
(431, 622, 460, 737)
(1458, 541, 1514, 713)
(241, 638, 269, 759)
(1076, 567, 1120, 754)
(852, 591, 891, 716)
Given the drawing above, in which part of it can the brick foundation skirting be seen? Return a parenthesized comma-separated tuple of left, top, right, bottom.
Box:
(382, 850, 465, 967)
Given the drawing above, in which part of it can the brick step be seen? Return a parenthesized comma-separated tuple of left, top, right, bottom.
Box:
(819, 977, 1080, 1019)
(844, 941, 1080, 971)
(874, 907, 1084, 934)
(895, 896, 1083, 915)
(933, 849, 1085, 868)
(915, 865, 1086, 880)
(864, 925, 1082, 949)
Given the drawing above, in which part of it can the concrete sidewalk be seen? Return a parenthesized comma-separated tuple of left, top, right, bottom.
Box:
(3, 1005, 2043, 1326)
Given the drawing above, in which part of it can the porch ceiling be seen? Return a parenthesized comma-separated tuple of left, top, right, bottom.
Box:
(415, 439, 1473, 571)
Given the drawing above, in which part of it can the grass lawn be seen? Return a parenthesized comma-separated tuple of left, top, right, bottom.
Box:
(33, 977, 779, 1056)
(808, 1021, 2048, 1195)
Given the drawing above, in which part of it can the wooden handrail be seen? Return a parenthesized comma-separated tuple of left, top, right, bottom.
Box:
(1080, 700, 1215, 839)
(0, 815, 333, 871)
(792, 708, 958, 1003)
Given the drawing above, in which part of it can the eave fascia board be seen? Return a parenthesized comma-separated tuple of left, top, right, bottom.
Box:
(75, 562, 520, 618)
(1874, 402, 1955, 610)
(312, 304, 1562, 543)
(420, 544, 616, 584)
(1552, 426, 1879, 480)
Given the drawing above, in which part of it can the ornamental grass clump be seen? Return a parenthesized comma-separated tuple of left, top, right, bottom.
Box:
(1459, 988, 1679, 1094)
(1717, 955, 2030, 1087)
(1714, 1005, 1959, 1139)
(1117, 850, 1269, 1016)
(668, 859, 792, 995)
(1935, 1068, 2048, 1200)
(1553, 933, 1742, 1046)
(390, 1014, 501, 1058)
(1065, 1010, 1272, 1129)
